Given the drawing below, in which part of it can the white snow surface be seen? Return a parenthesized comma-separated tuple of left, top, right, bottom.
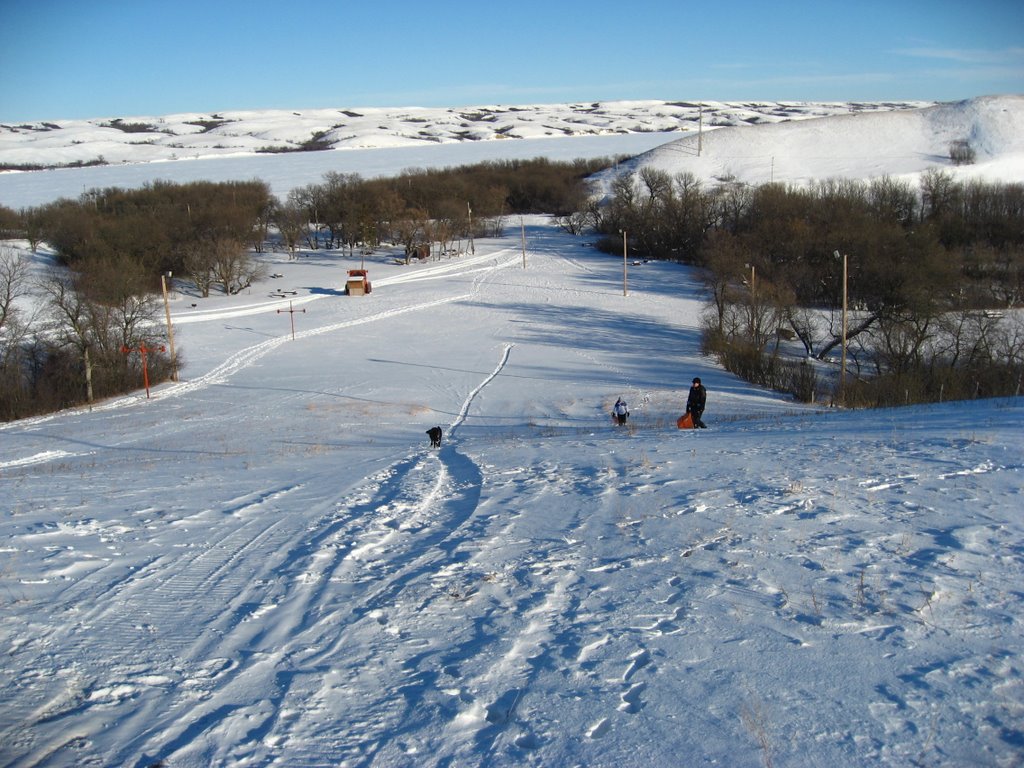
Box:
(1, 97, 1024, 768)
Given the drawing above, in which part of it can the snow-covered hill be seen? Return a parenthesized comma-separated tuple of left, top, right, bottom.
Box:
(0, 99, 931, 170)
(599, 94, 1024, 189)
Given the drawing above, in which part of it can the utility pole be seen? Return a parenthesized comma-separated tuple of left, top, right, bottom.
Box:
(835, 250, 848, 403)
(520, 217, 527, 268)
(622, 230, 628, 296)
(468, 202, 475, 255)
(277, 300, 306, 340)
(746, 263, 756, 338)
(160, 271, 178, 381)
(698, 103, 703, 157)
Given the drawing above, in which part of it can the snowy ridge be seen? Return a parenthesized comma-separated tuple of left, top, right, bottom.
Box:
(0, 99, 931, 170)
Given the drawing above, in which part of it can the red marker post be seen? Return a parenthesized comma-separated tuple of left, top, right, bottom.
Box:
(121, 343, 165, 398)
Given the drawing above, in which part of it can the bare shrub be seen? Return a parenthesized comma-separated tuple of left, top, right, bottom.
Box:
(949, 139, 976, 166)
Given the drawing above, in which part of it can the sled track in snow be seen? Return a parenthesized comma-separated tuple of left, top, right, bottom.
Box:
(449, 343, 513, 438)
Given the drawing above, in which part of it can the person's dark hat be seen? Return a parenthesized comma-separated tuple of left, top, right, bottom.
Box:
(693, 377, 701, 384)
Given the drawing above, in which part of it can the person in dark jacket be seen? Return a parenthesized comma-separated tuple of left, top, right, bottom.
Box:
(612, 397, 629, 426)
(686, 377, 707, 428)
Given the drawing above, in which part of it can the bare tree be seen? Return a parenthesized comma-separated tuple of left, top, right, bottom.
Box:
(554, 210, 589, 235)
(41, 269, 98, 404)
(211, 239, 267, 295)
(273, 197, 309, 259)
(183, 243, 217, 298)
(0, 247, 34, 416)
(0, 246, 29, 336)
(394, 209, 429, 264)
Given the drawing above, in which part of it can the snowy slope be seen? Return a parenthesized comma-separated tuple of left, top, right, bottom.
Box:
(1, 219, 1022, 767)
(598, 94, 1024, 189)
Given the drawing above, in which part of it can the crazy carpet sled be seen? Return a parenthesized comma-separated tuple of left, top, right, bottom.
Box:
(676, 413, 694, 429)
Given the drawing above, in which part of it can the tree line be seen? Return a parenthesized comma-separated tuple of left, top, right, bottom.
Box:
(0, 158, 612, 420)
(593, 168, 1024, 405)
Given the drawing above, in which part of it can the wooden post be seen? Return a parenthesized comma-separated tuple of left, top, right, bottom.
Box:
(622, 230, 628, 296)
(521, 217, 527, 268)
(698, 103, 703, 157)
(841, 251, 848, 403)
(277, 300, 306, 340)
(161, 272, 178, 381)
(122, 343, 165, 398)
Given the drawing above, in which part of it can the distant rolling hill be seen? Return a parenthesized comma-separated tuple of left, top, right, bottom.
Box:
(0, 99, 932, 170)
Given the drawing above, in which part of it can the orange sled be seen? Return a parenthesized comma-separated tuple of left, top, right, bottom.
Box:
(676, 413, 694, 429)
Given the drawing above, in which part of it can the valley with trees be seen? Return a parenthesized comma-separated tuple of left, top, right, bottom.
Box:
(2, 149, 1023, 420)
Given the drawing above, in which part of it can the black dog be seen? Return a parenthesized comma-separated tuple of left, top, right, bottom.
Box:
(426, 426, 443, 448)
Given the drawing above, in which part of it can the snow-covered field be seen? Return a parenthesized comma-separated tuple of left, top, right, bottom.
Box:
(1, 98, 1023, 767)
(1, 100, 930, 169)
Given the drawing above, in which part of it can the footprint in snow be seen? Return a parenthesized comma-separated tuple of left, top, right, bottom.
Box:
(622, 647, 651, 682)
(587, 717, 611, 739)
(619, 682, 647, 714)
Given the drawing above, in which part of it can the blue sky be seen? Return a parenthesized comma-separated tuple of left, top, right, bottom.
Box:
(1, 0, 1021, 122)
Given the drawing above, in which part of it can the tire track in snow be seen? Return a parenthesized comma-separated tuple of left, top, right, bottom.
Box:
(97, 481, 355, 768)
(161, 249, 521, 406)
(154, 293, 474, 402)
(2, 482, 335, 768)
(153, 450, 487, 768)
